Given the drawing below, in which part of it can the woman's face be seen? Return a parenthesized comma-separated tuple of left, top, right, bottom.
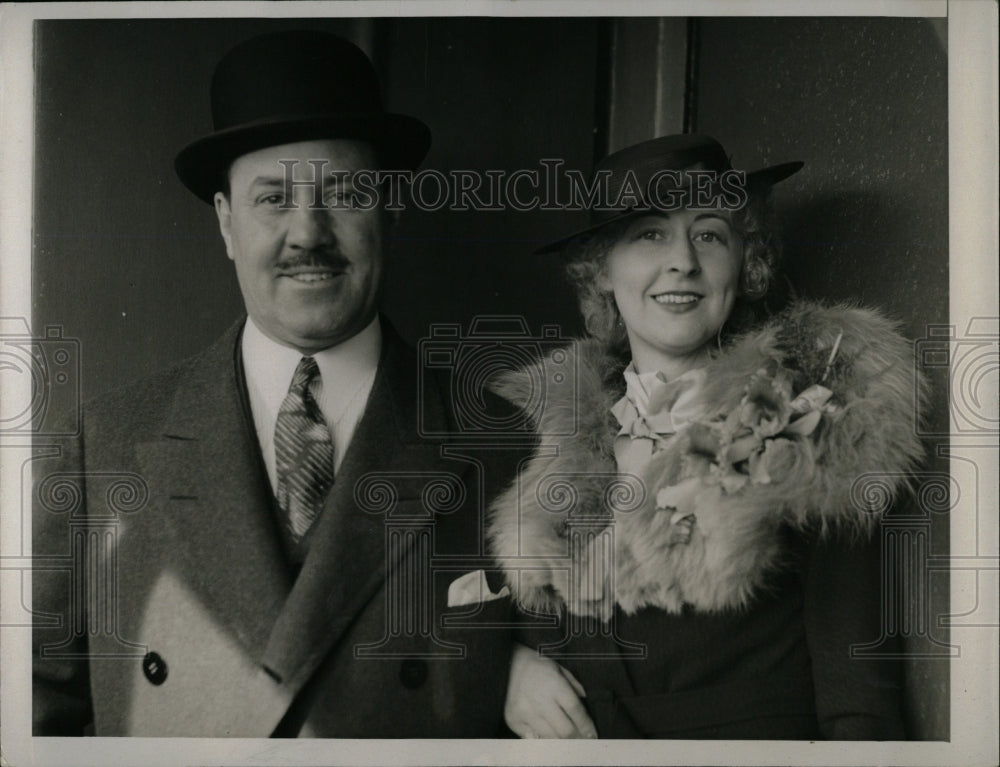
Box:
(601, 208, 743, 375)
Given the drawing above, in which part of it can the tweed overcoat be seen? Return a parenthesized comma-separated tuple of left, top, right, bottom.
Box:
(32, 318, 518, 737)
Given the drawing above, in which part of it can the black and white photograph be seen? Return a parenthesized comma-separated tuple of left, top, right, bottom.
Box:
(0, 1, 996, 765)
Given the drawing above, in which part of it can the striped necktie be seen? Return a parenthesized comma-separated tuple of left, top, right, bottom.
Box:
(274, 356, 335, 541)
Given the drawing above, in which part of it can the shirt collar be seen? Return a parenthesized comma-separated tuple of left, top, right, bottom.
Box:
(242, 316, 382, 423)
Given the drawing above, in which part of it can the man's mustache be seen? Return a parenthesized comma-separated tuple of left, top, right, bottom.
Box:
(276, 250, 350, 271)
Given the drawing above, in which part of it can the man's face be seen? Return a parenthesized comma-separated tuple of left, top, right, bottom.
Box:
(215, 139, 388, 353)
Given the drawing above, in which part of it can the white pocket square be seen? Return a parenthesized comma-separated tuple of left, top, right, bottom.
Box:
(447, 570, 510, 608)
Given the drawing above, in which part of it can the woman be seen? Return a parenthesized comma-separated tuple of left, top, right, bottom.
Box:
(487, 134, 921, 739)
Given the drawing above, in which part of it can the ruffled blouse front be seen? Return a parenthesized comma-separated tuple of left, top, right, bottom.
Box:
(610, 363, 706, 478)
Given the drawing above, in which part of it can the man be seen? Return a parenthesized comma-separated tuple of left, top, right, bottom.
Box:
(33, 30, 517, 738)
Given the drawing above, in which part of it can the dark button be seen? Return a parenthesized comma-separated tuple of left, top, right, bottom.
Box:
(142, 651, 168, 685)
(399, 658, 427, 689)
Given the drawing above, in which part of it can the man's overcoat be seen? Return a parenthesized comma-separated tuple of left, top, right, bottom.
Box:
(33, 319, 517, 737)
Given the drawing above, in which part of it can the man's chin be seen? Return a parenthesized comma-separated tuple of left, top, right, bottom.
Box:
(276, 317, 375, 352)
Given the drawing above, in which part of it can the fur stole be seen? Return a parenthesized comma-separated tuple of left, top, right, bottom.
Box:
(486, 301, 926, 619)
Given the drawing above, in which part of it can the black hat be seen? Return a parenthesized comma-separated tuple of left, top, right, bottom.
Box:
(536, 133, 803, 254)
(175, 30, 431, 203)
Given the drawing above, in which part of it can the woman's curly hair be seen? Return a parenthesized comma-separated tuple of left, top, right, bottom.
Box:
(564, 192, 783, 354)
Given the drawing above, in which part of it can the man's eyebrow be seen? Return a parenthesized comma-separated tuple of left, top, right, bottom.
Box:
(247, 176, 287, 189)
(247, 175, 358, 189)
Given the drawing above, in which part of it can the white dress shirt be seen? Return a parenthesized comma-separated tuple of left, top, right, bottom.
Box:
(241, 316, 382, 491)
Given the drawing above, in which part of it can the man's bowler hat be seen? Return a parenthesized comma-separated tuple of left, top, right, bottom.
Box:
(175, 30, 431, 203)
(536, 133, 803, 254)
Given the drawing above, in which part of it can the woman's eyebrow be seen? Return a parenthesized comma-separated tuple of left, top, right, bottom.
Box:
(692, 212, 731, 224)
(634, 212, 671, 224)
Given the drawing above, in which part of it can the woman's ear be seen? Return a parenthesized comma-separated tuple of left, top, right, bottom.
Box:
(738, 245, 769, 300)
(736, 242, 752, 297)
(596, 266, 613, 293)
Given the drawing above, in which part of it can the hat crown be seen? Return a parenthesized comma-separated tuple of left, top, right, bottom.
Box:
(596, 133, 732, 184)
(175, 29, 430, 203)
(532, 133, 803, 254)
(210, 30, 384, 131)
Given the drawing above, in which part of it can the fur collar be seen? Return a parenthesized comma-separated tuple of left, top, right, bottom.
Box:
(487, 301, 925, 618)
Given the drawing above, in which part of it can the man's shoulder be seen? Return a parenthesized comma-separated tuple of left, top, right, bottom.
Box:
(82, 320, 242, 431)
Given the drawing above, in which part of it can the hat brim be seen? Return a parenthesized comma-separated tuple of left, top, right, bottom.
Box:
(533, 160, 804, 255)
(175, 113, 431, 204)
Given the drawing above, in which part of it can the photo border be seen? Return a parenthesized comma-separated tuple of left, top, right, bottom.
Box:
(1, 1, 996, 765)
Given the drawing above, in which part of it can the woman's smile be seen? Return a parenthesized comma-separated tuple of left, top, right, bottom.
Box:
(651, 290, 704, 308)
(602, 209, 743, 376)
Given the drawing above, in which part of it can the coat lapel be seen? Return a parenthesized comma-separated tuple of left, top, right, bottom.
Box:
(261, 323, 450, 688)
(136, 319, 455, 700)
(135, 319, 292, 659)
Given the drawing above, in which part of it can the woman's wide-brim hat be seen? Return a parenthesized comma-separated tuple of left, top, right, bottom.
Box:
(175, 30, 431, 204)
(536, 133, 803, 254)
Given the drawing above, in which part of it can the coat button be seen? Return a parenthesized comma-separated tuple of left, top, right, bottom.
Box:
(399, 658, 427, 689)
(142, 651, 168, 685)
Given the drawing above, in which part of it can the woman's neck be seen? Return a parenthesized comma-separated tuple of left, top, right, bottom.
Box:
(629, 344, 712, 381)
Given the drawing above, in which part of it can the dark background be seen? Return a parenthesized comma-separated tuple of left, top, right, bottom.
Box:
(32, 16, 949, 739)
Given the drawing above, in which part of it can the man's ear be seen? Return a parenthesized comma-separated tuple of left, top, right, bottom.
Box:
(214, 192, 235, 260)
